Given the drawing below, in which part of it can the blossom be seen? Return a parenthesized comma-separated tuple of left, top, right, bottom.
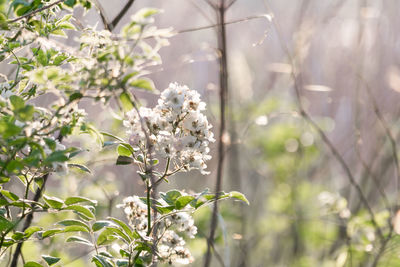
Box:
(118, 194, 197, 265)
(122, 83, 215, 174)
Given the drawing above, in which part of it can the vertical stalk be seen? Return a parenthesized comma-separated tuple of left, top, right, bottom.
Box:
(204, 1, 228, 266)
(146, 180, 152, 236)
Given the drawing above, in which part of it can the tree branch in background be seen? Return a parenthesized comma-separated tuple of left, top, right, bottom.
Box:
(262, 0, 384, 241)
(92, 0, 111, 31)
(204, 1, 228, 266)
(10, 134, 64, 267)
(109, 0, 135, 31)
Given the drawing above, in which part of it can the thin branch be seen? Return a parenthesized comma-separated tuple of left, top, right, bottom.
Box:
(226, 0, 238, 10)
(204, 1, 228, 266)
(262, 0, 384, 241)
(91, 0, 111, 31)
(109, 0, 135, 31)
(10, 134, 63, 267)
(358, 75, 400, 200)
(177, 14, 269, 35)
(8, 0, 66, 23)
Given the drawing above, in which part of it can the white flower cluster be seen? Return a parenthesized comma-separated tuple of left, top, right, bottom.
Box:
(318, 191, 351, 219)
(117, 195, 197, 265)
(123, 83, 215, 174)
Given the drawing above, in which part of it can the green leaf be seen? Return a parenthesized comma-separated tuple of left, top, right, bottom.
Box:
(44, 151, 69, 164)
(43, 195, 64, 209)
(57, 219, 89, 230)
(64, 205, 95, 219)
(43, 138, 56, 150)
(42, 255, 61, 266)
(121, 72, 138, 85)
(1, 190, 19, 201)
(160, 190, 182, 205)
(24, 262, 44, 267)
(116, 156, 133, 165)
(24, 226, 42, 238)
(175, 195, 195, 210)
(97, 228, 117, 246)
(12, 231, 24, 240)
(104, 227, 131, 243)
(9, 95, 25, 110)
(69, 92, 83, 101)
(66, 236, 93, 246)
(117, 144, 131, 157)
(228, 191, 250, 205)
(101, 132, 125, 142)
(108, 217, 137, 239)
(64, 0, 76, 7)
(116, 259, 129, 267)
(92, 255, 113, 267)
(41, 229, 63, 238)
(58, 22, 76, 30)
(92, 221, 114, 232)
(119, 92, 134, 112)
(0, 120, 21, 138)
(17, 105, 35, 121)
(65, 196, 97, 206)
(129, 79, 155, 91)
(68, 163, 92, 173)
(63, 225, 89, 233)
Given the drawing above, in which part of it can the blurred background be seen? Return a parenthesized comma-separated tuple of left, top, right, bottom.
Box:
(21, 0, 400, 266)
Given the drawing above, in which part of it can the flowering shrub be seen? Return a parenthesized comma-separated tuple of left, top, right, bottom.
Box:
(0, 1, 248, 266)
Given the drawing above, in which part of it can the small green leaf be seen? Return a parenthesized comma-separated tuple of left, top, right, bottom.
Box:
(116, 259, 129, 267)
(92, 255, 113, 267)
(68, 163, 92, 173)
(42, 255, 61, 266)
(9, 95, 25, 110)
(64, 205, 95, 219)
(228, 191, 250, 205)
(57, 219, 89, 230)
(107, 217, 137, 239)
(117, 144, 131, 157)
(116, 156, 133, 165)
(160, 190, 182, 205)
(66, 236, 93, 246)
(63, 225, 89, 233)
(119, 92, 134, 112)
(92, 221, 114, 232)
(43, 195, 64, 209)
(69, 92, 83, 101)
(12, 231, 24, 240)
(24, 226, 42, 238)
(129, 79, 155, 91)
(101, 132, 125, 142)
(41, 229, 63, 238)
(97, 228, 117, 246)
(65, 196, 97, 206)
(24, 262, 44, 267)
(1, 190, 19, 201)
(121, 72, 138, 85)
(44, 151, 69, 164)
(175, 195, 195, 210)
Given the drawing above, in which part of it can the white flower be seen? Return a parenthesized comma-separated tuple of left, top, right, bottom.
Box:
(123, 82, 215, 175)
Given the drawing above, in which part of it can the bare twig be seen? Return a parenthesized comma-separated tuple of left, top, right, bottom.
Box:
(358, 75, 400, 199)
(109, 0, 135, 31)
(262, 0, 384, 241)
(8, 0, 66, 23)
(10, 134, 64, 267)
(91, 0, 111, 31)
(177, 14, 269, 35)
(204, 1, 228, 266)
